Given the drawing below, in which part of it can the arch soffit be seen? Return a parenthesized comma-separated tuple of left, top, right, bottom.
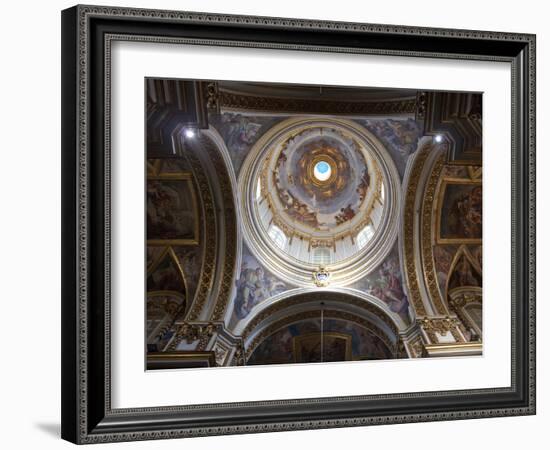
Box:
(245, 307, 398, 361)
(399, 137, 449, 319)
(170, 126, 239, 323)
(238, 288, 406, 345)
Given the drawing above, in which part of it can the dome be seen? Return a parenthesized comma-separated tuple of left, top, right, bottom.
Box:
(239, 118, 401, 287)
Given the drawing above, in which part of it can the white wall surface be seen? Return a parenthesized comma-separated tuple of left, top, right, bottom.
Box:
(0, 0, 546, 449)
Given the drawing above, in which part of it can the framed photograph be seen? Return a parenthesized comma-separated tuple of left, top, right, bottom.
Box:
(61, 5, 536, 444)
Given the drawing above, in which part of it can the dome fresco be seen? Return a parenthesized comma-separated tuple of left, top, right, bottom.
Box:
(239, 117, 401, 287)
(270, 130, 370, 232)
(249, 119, 390, 270)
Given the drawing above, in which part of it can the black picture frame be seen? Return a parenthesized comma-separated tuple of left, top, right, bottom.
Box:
(61, 4, 536, 444)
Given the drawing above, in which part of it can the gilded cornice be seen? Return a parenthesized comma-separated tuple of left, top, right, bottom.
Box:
(418, 316, 464, 343)
(217, 90, 417, 116)
(167, 322, 221, 351)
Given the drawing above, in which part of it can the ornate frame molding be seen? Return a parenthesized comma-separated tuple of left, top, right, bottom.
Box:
(61, 5, 535, 444)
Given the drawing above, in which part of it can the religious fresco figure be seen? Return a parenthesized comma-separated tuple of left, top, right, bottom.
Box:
(440, 184, 482, 240)
(334, 204, 356, 225)
(356, 168, 370, 202)
(233, 260, 288, 319)
(353, 252, 410, 323)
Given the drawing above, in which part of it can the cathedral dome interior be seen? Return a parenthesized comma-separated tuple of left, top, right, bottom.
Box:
(240, 118, 400, 287)
(145, 79, 483, 369)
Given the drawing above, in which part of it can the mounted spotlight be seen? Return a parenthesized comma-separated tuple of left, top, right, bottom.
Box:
(434, 134, 444, 143)
(184, 128, 196, 139)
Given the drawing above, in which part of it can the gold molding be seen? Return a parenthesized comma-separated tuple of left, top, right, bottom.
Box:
(421, 153, 449, 315)
(217, 90, 417, 116)
(181, 141, 217, 321)
(200, 135, 238, 321)
(164, 134, 237, 323)
(147, 351, 216, 369)
(418, 316, 465, 343)
(424, 342, 482, 357)
(146, 158, 163, 176)
(167, 322, 220, 351)
(402, 144, 432, 317)
(406, 335, 426, 358)
(308, 154, 338, 187)
(467, 166, 482, 180)
(449, 287, 482, 338)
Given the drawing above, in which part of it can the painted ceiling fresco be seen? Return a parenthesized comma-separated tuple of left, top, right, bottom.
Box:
(145, 83, 483, 367)
(360, 118, 423, 178)
(209, 113, 420, 322)
(208, 113, 422, 181)
(272, 129, 369, 231)
(232, 244, 291, 320)
(351, 245, 410, 324)
(208, 113, 284, 174)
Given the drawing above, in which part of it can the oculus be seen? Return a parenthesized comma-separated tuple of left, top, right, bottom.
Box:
(313, 160, 332, 182)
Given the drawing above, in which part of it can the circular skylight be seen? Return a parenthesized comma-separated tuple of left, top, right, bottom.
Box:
(313, 160, 331, 181)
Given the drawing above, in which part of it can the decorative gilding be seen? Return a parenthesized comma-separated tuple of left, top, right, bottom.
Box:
(218, 90, 417, 115)
(200, 135, 238, 321)
(182, 141, 217, 321)
(421, 152, 449, 315)
(402, 145, 431, 316)
(166, 322, 220, 351)
(418, 316, 464, 344)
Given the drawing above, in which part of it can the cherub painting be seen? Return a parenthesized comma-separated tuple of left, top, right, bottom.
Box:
(334, 204, 356, 225)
